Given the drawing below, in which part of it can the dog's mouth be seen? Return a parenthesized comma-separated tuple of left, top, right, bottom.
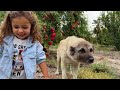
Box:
(77, 57, 94, 64)
(77, 55, 94, 63)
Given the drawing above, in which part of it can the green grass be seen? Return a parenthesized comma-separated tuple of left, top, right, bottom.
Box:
(90, 63, 111, 73)
(77, 63, 119, 79)
(78, 68, 115, 79)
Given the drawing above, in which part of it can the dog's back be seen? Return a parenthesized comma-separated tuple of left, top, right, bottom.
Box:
(57, 36, 86, 57)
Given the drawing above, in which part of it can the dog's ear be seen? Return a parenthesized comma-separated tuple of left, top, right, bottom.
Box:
(70, 46, 75, 56)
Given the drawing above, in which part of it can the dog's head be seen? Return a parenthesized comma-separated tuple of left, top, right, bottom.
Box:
(69, 39, 94, 64)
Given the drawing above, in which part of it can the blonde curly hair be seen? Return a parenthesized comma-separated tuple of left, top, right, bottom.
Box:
(0, 11, 42, 44)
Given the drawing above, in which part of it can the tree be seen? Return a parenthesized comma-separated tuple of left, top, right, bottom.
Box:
(36, 11, 91, 46)
(93, 11, 120, 50)
(0, 11, 5, 23)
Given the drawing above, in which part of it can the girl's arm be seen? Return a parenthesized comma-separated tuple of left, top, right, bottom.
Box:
(36, 42, 49, 79)
(38, 61, 49, 79)
(0, 44, 3, 58)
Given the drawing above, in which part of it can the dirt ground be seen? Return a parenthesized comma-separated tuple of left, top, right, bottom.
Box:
(35, 49, 120, 79)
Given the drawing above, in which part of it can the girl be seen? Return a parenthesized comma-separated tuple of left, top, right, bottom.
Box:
(0, 11, 49, 79)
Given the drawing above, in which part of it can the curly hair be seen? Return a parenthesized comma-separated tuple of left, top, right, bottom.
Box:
(0, 11, 42, 44)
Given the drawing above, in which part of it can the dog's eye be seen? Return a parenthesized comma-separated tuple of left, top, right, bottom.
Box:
(90, 48, 93, 52)
(78, 48, 85, 53)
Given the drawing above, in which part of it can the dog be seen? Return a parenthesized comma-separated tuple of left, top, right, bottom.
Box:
(55, 36, 94, 79)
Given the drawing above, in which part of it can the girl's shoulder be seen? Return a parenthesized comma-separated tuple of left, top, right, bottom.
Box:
(4, 35, 14, 39)
(3, 35, 14, 43)
(35, 40, 43, 46)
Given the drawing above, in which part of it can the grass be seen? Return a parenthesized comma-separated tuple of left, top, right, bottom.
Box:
(78, 68, 115, 79)
(77, 63, 119, 79)
(90, 63, 110, 73)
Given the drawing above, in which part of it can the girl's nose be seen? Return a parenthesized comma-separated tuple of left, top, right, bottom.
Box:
(18, 28, 24, 33)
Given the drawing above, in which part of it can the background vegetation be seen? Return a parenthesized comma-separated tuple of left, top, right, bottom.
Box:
(1, 11, 120, 51)
(0, 11, 120, 79)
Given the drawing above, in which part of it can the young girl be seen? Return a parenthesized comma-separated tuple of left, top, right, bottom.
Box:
(0, 11, 49, 79)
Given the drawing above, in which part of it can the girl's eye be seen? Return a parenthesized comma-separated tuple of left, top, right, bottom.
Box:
(14, 26, 19, 29)
(13, 25, 29, 29)
(22, 26, 28, 29)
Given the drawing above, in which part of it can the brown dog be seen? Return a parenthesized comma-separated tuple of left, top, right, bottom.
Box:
(55, 36, 94, 79)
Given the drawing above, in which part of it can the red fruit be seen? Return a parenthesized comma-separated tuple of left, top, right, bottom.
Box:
(48, 41, 52, 45)
(51, 33, 56, 37)
(50, 37, 55, 41)
(50, 27, 55, 33)
(46, 53, 49, 57)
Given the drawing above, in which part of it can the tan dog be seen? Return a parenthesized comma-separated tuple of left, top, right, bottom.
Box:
(55, 36, 94, 79)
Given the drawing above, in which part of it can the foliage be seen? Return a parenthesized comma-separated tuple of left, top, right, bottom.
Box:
(93, 11, 120, 50)
(0, 11, 5, 24)
(36, 11, 62, 48)
(36, 11, 92, 54)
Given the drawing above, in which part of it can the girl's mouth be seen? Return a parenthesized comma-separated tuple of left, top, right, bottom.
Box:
(17, 34, 25, 36)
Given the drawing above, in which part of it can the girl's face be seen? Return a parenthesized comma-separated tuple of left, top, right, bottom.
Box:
(11, 16, 31, 40)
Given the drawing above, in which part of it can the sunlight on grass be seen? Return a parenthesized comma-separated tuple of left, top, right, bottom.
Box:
(78, 68, 116, 79)
(77, 63, 118, 79)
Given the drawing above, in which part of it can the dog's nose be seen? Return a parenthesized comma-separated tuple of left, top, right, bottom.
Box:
(88, 57, 94, 63)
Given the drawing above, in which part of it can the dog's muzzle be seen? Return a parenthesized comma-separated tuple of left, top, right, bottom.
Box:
(88, 56, 94, 63)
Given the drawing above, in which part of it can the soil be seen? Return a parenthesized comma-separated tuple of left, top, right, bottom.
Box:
(36, 49, 120, 79)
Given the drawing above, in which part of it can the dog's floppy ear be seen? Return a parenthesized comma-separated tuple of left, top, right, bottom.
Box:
(70, 46, 75, 56)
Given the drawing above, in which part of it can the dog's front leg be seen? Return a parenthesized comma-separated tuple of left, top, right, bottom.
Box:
(72, 64, 79, 79)
(61, 60, 67, 79)
(55, 55, 61, 75)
